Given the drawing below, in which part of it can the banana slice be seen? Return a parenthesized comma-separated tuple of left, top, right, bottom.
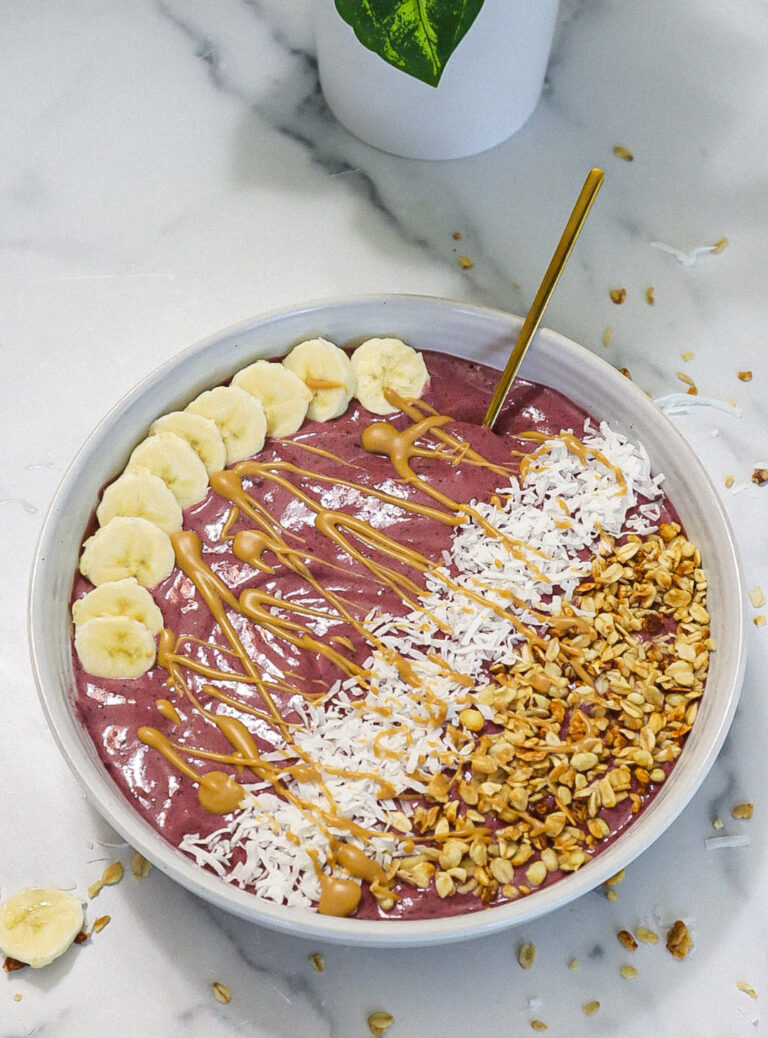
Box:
(185, 385, 266, 465)
(79, 516, 175, 589)
(149, 410, 227, 476)
(74, 615, 157, 678)
(0, 887, 84, 969)
(232, 360, 313, 438)
(282, 338, 356, 422)
(72, 577, 164, 635)
(351, 337, 429, 415)
(125, 432, 209, 510)
(96, 470, 183, 535)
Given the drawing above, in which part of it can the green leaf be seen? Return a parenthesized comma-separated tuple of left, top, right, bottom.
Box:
(334, 0, 485, 87)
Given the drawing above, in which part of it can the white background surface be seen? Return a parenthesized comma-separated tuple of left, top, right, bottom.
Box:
(1, 2, 766, 1035)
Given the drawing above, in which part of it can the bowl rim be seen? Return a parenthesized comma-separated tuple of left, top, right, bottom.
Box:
(29, 292, 746, 946)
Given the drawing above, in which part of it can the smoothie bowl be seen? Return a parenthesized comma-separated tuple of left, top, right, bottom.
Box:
(30, 296, 745, 946)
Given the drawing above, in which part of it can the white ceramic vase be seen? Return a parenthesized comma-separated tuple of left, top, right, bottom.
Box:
(315, 0, 559, 160)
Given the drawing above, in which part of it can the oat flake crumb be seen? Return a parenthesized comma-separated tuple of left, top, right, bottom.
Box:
(458, 255, 473, 269)
(603, 326, 613, 348)
(13, 993, 22, 1002)
(737, 980, 758, 1000)
(568, 958, 580, 970)
(93, 915, 110, 933)
(617, 929, 638, 951)
(712, 236, 729, 253)
(606, 888, 619, 902)
(754, 615, 767, 627)
(518, 943, 536, 970)
(606, 869, 626, 886)
(732, 803, 754, 820)
(368, 1011, 394, 1036)
(131, 852, 152, 879)
(749, 587, 766, 608)
(101, 861, 123, 886)
(582, 1001, 600, 1017)
(681, 350, 695, 361)
(666, 920, 693, 959)
(751, 468, 768, 486)
(645, 286, 655, 305)
(738, 370, 753, 382)
(613, 145, 634, 161)
(620, 964, 639, 979)
(309, 952, 325, 973)
(724, 474, 734, 488)
(712, 817, 725, 830)
(610, 287, 627, 304)
(452, 230, 462, 240)
(531, 1021, 548, 1032)
(635, 927, 659, 944)
(88, 880, 103, 899)
(212, 982, 231, 1004)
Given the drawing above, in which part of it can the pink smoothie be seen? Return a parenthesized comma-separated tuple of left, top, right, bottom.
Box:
(71, 350, 691, 920)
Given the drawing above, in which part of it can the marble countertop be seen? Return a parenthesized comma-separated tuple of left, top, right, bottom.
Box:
(2, 2, 767, 1035)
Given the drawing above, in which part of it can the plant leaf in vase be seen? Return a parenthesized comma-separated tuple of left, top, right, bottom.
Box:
(333, 0, 485, 87)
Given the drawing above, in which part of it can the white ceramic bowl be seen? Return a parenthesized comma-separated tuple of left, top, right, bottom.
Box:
(30, 295, 745, 946)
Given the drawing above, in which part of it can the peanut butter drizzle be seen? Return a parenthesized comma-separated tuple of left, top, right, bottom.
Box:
(419, 652, 474, 688)
(281, 438, 366, 470)
(137, 726, 246, 814)
(162, 633, 300, 700)
(167, 737, 396, 803)
(230, 463, 530, 644)
(234, 458, 462, 528)
(171, 531, 292, 738)
(209, 470, 292, 543)
(156, 698, 181, 725)
(219, 506, 239, 541)
(150, 723, 386, 841)
(386, 390, 512, 477)
(373, 726, 412, 760)
(237, 587, 366, 679)
(304, 377, 346, 390)
(163, 629, 300, 731)
(362, 419, 550, 581)
(230, 527, 387, 653)
(332, 841, 387, 884)
(306, 850, 362, 917)
(227, 479, 452, 635)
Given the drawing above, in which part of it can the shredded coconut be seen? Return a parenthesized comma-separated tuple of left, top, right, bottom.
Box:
(655, 393, 743, 418)
(649, 239, 728, 266)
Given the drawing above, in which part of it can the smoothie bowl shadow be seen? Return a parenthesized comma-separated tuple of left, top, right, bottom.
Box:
(29, 295, 745, 946)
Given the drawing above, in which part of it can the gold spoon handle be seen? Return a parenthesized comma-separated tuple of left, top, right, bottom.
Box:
(482, 167, 605, 430)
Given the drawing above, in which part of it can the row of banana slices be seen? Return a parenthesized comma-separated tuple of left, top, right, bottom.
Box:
(73, 336, 429, 679)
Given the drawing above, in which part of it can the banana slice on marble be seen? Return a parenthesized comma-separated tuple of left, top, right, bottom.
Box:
(232, 360, 313, 438)
(74, 615, 157, 678)
(71, 576, 164, 635)
(149, 410, 227, 476)
(282, 338, 356, 422)
(125, 432, 209, 510)
(0, 887, 84, 969)
(96, 470, 183, 535)
(185, 385, 266, 464)
(79, 516, 175, 589)
(351, 337, 429, 415)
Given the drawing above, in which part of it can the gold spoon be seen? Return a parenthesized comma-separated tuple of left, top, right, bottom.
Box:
(482, 167, 605, 430)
